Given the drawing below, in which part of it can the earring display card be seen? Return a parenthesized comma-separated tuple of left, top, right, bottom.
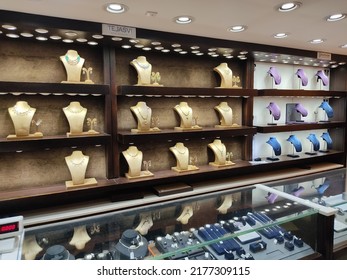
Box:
(286, 103, 302, 123)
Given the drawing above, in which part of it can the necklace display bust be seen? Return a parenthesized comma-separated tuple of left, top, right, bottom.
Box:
(122, 146, 154, 179)
(174, 102, 202, 131)
(130, 56, 152, 85)
(216, 194, 233, 214)
(63, 101, 87, 136)
(208, 139, 235, 167)
(169, 142, 199, 173)
(135, 212, 153, 235)
(214, 63, 233, 88)
(7, 101, 43, 139)
(214, 102, 239, 128)
(60, 50, 85, 83)
(130, 101, 160, 132)
(176, 205, 194, 225)
(65, 150, 97, 188)
(69, 225, 91, 250)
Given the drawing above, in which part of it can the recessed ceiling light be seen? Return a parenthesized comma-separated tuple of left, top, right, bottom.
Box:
(134, 44, 144, 48)
(111, 37, 123, 41)
(155, 46, 164, 50)
(36, 36, 48, 41)
(35, 28, 49, 34)
(142, 47, 151, 51)
(326, 13, 346, 22)
(278, 2, 301, 12)
(121, 44, 131, 49)
(228, 25, 247, 32)
(208, 48, 217, 52)
(88, 41, 98, 45)
(274, 32, 289, 38)
(338, 62, 346, 65)
(76, 38, 87, 42)
(65, 32, 77, 37)
(6, 33, 19, 38)
(93, 34, 104, 39)
(161, 49, 170, 53)
(174, 16, 193, 24)
(151, 41, 161, 45)
(331, 64, 338, 68)
(172, 44, 181, 48)
(174, 48, 183, 52)
(106, 3, 128, 14)
(2, 24, 17, 30)
(179, 51, 188, 54)
(340, 44, 347, 48)
(310, 38, 325, 44)
(50, 35, 62, 40)
(63, 39, 74, 43)
(20, 32, 34, 38)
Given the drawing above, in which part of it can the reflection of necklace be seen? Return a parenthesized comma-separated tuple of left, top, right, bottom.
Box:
(174, 145, 186, 154)
(65, 54, 81, 66)
(126, 149, 139, 158)
(136, 107, 149, 124)
(134, 60, 150, 69)
(12, 105, 33, 116)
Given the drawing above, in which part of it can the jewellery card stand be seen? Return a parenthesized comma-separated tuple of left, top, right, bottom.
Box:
(60, 50, 94, 84)
(214, 102, 240, 128)
(305, 143, 317, 156)
(170, 143, 199, 173)
(65, 150, 97, 189)
(122, 146, 154, 179)
(287, 144, 300, 158)
(130, 102, 161, 133)
(174, 102, 202, 131)
(7, 101, 43, 140)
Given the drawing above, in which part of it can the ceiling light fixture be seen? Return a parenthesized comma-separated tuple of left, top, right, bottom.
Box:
(174, 16, 193, 24)
(340, 44, 347, 48)
(326, 13, 346, 22)
(228, 25, 247, 32)
(274, 32, 289, 38)
(310, 38, 325, 44)
(2, 24, 17, 30)
(278, 2, 302, 12)
(106, 3, 128, 14)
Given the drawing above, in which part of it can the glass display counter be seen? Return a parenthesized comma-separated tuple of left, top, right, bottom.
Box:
(263, 168, 347, 252)
(20, 182, 337, 260)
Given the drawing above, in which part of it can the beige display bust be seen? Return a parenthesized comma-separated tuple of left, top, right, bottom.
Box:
(216, 194, 233, 214)
(130, 56, 152, 85)
(7, 101, 43, 139)
(65, 150, 97, 188)
(63, 101, 99, 137)
(174, 102, 202, 131)
(60, 50, 85, 83)
(122, 146, 154, 179)
(170, 142, 199, 173)
(135, 212, 153, 235)
(214, 62, 233, 88)
(208, 139, 235, 167)
(130, 101, 160, 133)
(22, 235, 43, 260)
(69, 225, 91, 250)
(176, 204, 194, 225)
(214, 102, 239, 128)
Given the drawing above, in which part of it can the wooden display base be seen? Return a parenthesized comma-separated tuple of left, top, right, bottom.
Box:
(131, 128, 161, 133)
(215, 124, 240, 129)
(67, 130, 100, 137)
(153, 182, 193, 196)
(65, 177, 97, 189)
(209, 161, 236, 168)
(171, 165, 199, 173)
(125, 170, 154, 180)
(61, 80, 94, 84)
(7, 132, 43, 140)
(287, 154, 300, 158)
(174, 126, 202, 131)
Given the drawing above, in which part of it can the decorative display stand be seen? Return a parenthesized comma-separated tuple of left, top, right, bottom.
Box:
(170, 142, 199, 173)
(122, 146, 154, 179)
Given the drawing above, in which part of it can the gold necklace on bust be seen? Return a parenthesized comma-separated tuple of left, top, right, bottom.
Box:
(70, 157, 85, 166)
(126, 149, 139, 158)
(214, 143, 225, 157)
(67, 106, 84, 114)
(178, 105, 190, 120)
(136, 107, 149, 124)
(12, 105, 33, 116)
(174, 145, 186, 154)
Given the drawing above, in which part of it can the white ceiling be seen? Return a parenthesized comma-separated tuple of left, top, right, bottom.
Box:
(2, 0, 347, 56)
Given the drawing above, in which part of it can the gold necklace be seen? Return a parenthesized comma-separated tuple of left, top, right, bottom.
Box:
(174, 146, 186, 154)
(136, 107, 149, 124)
(214, 143, 225, 156)
(126, 149, 139, 158)
(67, 106, 84, 114)
(70, 157, 85, 166)
(12, 105, 33, 116)
(65, 54, 80, 66)
(178, 105, 190, 120)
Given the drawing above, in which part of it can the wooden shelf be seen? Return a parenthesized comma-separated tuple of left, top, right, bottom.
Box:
(0, 133, 111, 153)
(117, 85, 257, 97)
(255, 121, 346, 133)
(258, 89, 347, 97)
(117, 126, 256, 144)
(0, 81, 109, 95)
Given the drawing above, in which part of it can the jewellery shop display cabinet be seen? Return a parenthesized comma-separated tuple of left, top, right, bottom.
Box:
(19, 182, 336, 261)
